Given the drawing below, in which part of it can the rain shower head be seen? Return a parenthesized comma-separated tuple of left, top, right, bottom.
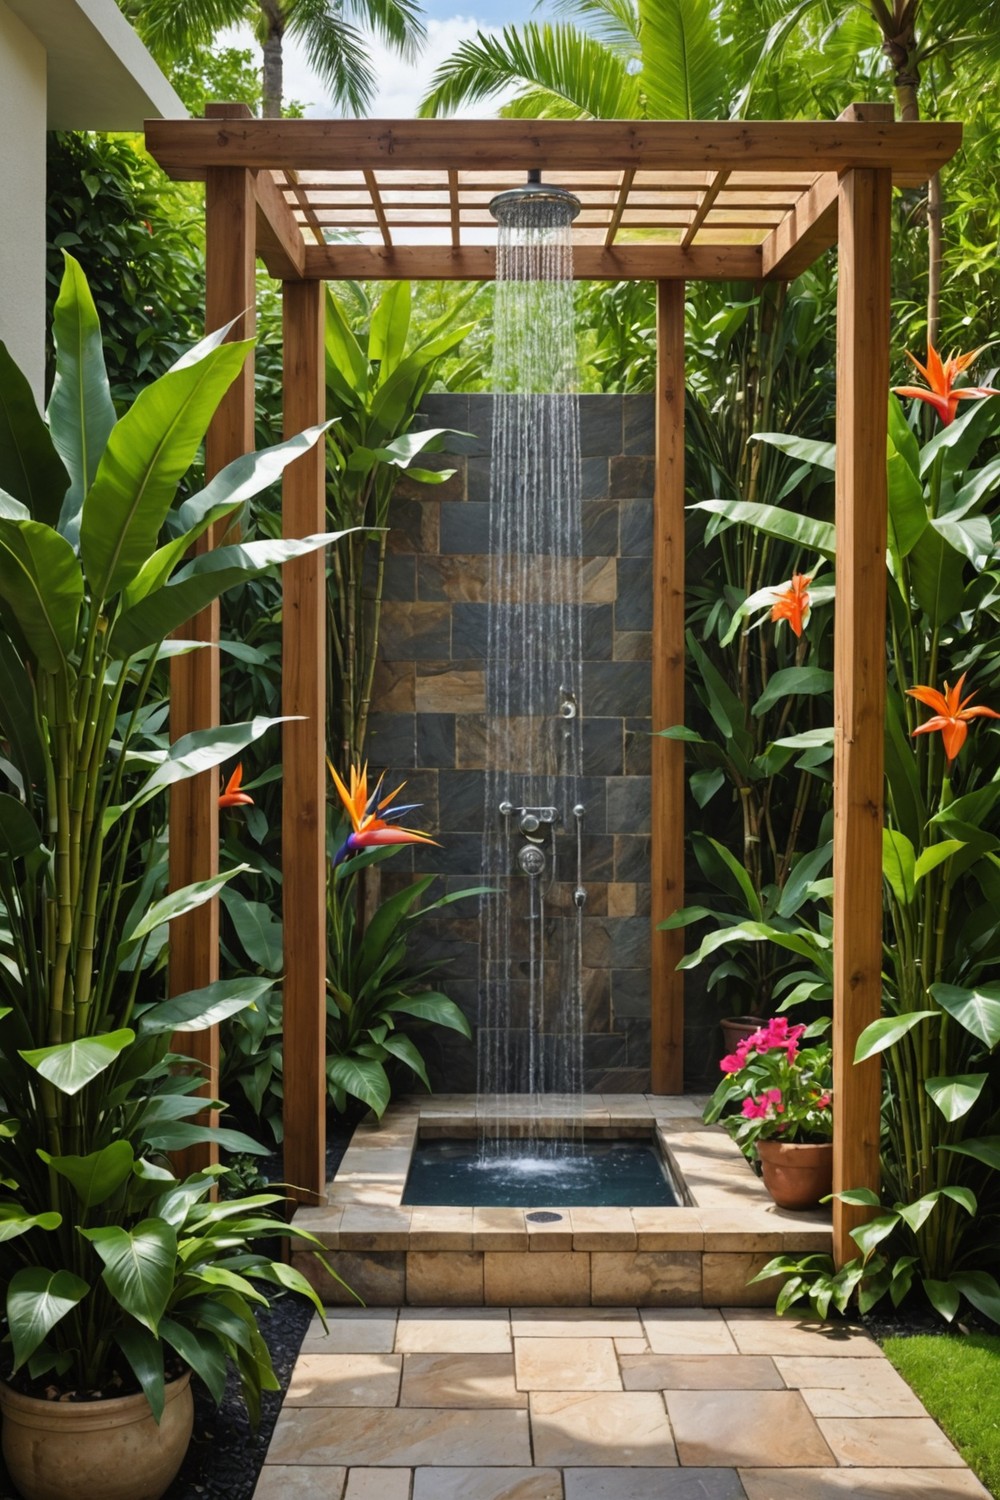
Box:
(489, 168, 581, 227)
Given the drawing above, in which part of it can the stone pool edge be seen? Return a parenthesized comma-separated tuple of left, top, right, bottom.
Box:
(291, 1094, 831, 1308)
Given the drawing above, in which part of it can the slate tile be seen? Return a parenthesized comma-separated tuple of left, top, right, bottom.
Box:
(615, 558, 653, 629)
(583, 660, 651, 716)
(620, 499, 653, 556)
(611, 455, 655, 499)
(623, 395, 655, 456)
(440, 501, 492, 554)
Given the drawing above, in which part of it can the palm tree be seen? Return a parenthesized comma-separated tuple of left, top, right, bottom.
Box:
(126, 0, 425, 117)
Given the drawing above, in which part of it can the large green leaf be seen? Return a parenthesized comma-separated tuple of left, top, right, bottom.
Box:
(369, 282, 411, 379)
(941, 1137, 1000, 1170)
(925, 1074, 989, 1122)
(0, 519, 83, 673)
(40, 1141, 135, 1207)
(0, 636, 43, 789)
(81, 1219, 176, 1334)
(854, 1011, 937, 1063)
(753, 667, 834, 718)
(678, 920, 831, 973)
(0, 793, 43, 859)
(931, 981, 1000, 1049)
(144, 1122, 269, 1155)
(385, 992, 473, 1035)
(886, 445, 927, 563)
(79, 338, 251, 602)
(952, 1271, 1000, 1325)
(110, 532, 348, 658)
(380, 1032, 431, 1089)
(691, 500, 837, 559)
(636, 0, 725, 119)
(219, 890, 283, 972)
(115, 1320, 166, 1423)
(160, 1317, 227, 1406)
(118, 716, 290, 819)
(907, 523, 967, 627)
(20, 1029, 134, 1096)
(7, 1267, 89, 1371)
(0, 341, 69, 526)
(137, 976, 273, 1035)
(882, 828, 916, 909)
(122, 867, 251, 948)
(47, 253, 116, 544)
(751, 432, 836, 471)
(327, 1055, 391, 1116)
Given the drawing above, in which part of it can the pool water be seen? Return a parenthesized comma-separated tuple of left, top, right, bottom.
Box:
(402, 1138, 680, 1207)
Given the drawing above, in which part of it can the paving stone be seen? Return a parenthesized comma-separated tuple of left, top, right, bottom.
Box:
(564, 1470, 747, 1500)
(665, 1389, 836, 1468)
(615, 1337, 650, 1355)
(413, 1468, 563, 1500)
(641, 1310, 739, 1355)
(816, 1416, 966, 1467)
(511, 1309, 642, 1339)
(396, 1307, 512, 1353)
(776, 1356, 924, 1417)
(621, 1354, 783, 1391)
(740, 1471, 992, 1499)
(285, 1353, 402, 1407)
(300, 1310, 397, 1355)
(722, 1310, 880, 1357)
(515, 1336, 622, 1392)
(344, 1468, 411, 1500)
(401, 1352, 526, 1408)
(267, 1407, 532, 1467)
(530, 1391, 678, 1466)
(254, 1466, 347, 1498)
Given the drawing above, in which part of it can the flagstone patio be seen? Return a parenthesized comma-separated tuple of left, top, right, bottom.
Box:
(252, 1306, 989, 1499)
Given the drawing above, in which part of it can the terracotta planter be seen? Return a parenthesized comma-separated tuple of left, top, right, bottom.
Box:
(757, 1138, 833, 1210)
(719, 1015, 762, 1055)
(0, 1370, 193, 1500)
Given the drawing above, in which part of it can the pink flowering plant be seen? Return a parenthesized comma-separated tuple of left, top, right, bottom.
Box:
(703, 1016, 833, 1154)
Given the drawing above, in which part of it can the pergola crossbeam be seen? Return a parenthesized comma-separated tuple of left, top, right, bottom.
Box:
(300, 243, 765, 281)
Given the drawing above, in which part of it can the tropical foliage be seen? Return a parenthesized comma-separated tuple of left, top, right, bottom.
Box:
(0, 256, 343, 1410)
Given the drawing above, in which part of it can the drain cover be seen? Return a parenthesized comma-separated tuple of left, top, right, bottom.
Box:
(525, 1211, 564, 1223)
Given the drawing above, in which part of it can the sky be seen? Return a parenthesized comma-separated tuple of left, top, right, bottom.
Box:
(226, 0, 540, 118)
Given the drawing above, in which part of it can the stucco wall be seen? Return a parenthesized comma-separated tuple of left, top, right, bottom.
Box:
(0, 1, 46, 402)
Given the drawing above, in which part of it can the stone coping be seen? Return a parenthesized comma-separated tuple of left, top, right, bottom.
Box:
(292, 1097, 831, 1306)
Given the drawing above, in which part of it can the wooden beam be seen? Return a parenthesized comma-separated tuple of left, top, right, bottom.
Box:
(605, 168, 635, 248)
(832, 167, 891, 1266)
(255, 169, 306, 279)
(761, 172, 840, 280)
(681, 169, 729, 248)
(650, 280, 686, 1095)
(168, 157, 256, 1176)
(145, 116, 963, 181)
(281, 279, 328, 1207)
(301, 243, 764, 282)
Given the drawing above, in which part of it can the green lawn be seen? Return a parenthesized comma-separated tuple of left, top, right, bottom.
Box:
(883, 1333, 1000, 1497)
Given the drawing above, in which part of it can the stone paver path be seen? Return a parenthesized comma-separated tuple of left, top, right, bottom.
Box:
(254, 1306, 990, 1500)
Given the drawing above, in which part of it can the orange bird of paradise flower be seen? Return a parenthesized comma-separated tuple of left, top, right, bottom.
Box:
(770, 574, 812, 638)
(907, 673, 1000, 764)
(330, 761, 439, 866)
(219, 762, 253, 808)
(893, 343, 1000, 427)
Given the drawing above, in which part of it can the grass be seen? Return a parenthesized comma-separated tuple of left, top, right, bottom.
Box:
(882, 1332, 1000, 1497)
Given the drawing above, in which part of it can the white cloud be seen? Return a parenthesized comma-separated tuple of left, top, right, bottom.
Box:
(222, 15, 515, 119)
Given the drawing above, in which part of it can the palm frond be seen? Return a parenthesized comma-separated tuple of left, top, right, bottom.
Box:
(418, 22, 640, 121)
(636, 0, 728, 120)
(341, 0, 425, 59)
(287, 0, 376, 113)
(128, 0, 249, 59)
(543, 0, 640, 58)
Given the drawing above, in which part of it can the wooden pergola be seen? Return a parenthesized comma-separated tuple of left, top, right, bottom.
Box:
(146, 103, 962, 1265)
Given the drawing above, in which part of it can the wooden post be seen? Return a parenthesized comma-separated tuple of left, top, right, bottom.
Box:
(281, 279, 328, 1205)
(832, 168, 891, 1264)
(650, 280, 686, 1094)
(168, 138, 256, 1175)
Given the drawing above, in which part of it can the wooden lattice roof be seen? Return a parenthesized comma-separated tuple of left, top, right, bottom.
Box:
(146, 113, 962, 283)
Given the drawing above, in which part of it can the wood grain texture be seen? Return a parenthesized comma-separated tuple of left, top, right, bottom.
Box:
(255, 169, 306, 279)
(832, 168, 891, 1265)
(761, 172, 840, 280)
(650, 281, 686, 1095)
(281, 279, 328, 1206)
(301, 244, 763, 283)
(145, 116, 962, 179)
(168, 158, 256, 1176)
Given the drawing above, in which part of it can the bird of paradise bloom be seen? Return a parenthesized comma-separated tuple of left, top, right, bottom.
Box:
(893, 343, 1000, 427)
(219, 763, 253, 808)
(330, 760, 440, 866)
(770, 573, 812, 638)
(907, 672, 1000, 765)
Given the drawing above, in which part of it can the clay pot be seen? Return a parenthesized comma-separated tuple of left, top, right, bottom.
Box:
(0, 1370, 193, 1500)
(757, 1138, 833, 1210)
(719, 1015, 762, 1055)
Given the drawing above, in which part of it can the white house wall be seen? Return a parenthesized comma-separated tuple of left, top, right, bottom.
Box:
(0, 0, 46, 402)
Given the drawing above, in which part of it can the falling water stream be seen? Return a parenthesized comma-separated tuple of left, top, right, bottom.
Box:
(477, 182, 585, 1158)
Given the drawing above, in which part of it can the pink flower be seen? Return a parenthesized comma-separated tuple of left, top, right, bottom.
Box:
(720, 1052, 744, 1074)
(741, 1088, 784, 1120)
(816, 1093, 831, 1109)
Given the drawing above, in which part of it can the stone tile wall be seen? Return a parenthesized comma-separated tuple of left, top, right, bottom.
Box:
(369, 393, 655, 1093)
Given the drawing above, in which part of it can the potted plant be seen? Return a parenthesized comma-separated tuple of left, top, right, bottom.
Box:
(704, 1016, 833, 1209)
(0, 255, 343, 1500)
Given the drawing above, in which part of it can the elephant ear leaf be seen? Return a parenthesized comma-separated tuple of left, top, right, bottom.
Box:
(48, 253, 117, 546)
(7, 1267, 89, 1371)
(0, 343, 69, 527)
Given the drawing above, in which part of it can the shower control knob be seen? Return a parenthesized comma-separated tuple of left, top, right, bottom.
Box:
(498, 800, 514, 817)
(518, 845, 546, 877)
(519, 811, 541, 835)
